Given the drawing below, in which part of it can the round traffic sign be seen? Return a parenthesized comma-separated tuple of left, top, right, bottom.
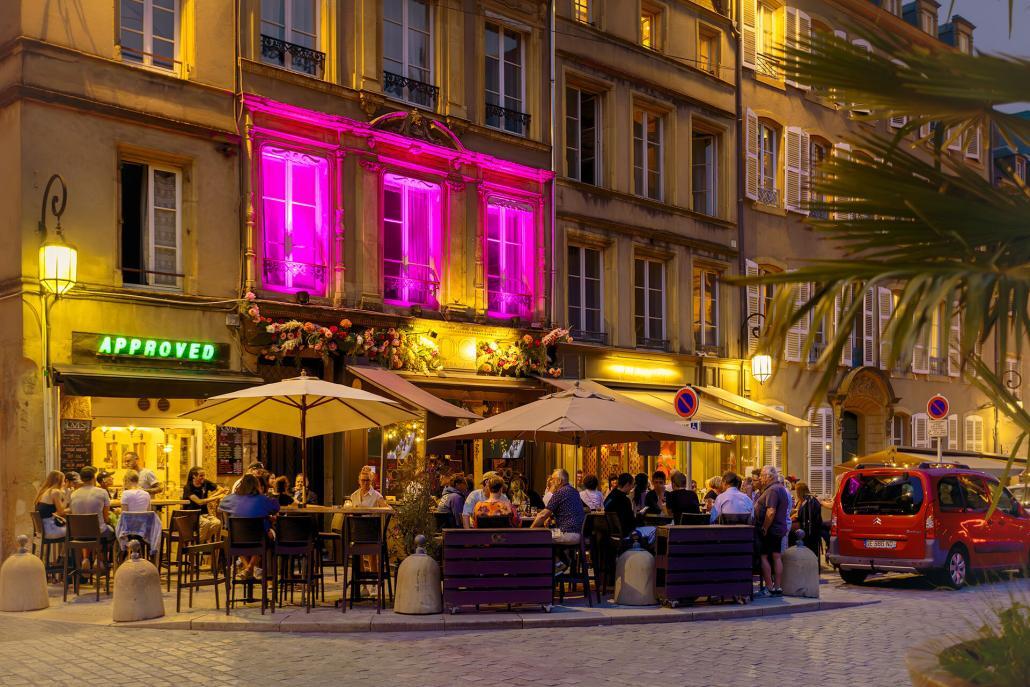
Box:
(927, 394, 950, 420)
(674, 386, 700, 419)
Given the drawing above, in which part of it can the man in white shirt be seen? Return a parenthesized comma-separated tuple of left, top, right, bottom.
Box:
(349, 469, 388, 507)
(126, 452, 163, 496)
(710, 471, 755, 523)
(119, 470, 152, 512)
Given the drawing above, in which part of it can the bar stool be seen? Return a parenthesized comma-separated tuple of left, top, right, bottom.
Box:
(161, 509, 200, 591)
(173, 514, 226, 612)
(274, 515, 317, 613)
(63, 514, 112, 601)
(225, 517, 272, 615)
(341, 513, 391, 614)
(554, 518, 594, 606)
(30, 511, 65, 582)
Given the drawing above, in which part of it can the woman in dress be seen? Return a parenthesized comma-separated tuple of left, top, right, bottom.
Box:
(35, 470, 68, 539)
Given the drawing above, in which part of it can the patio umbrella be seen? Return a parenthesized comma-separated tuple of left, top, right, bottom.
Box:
(429, 384, 725, 447)
(179, 370, 417, 502)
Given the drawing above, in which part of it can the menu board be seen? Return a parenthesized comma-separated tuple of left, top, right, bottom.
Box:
(60, 419, 92, 473)
(216, 426, 244, 475)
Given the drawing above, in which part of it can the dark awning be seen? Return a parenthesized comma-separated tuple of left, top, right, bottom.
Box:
(53, 364, 264, 399)
(346, 365, 481, 420)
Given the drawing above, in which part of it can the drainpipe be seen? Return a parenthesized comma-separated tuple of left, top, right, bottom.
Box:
(548, 0, 557, 329)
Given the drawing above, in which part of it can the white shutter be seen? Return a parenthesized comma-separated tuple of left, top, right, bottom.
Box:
(746, 109, 759, 200)
(878, 287, 894, 370)
(912, 320, 930, 374)
(862, 287, 875, 366)
(849, 40, 872, 115)
(947, 312, 961, 377)
(974, 416, 984, 452)
(947, 414, 959, 450)
(964, 415, 984, 452)
(946, 127, 961, 152)
(832, 143, 852, 220)
(889, 115, 908, 128)
(964, 126, 982, 160)
(763, 405, 785, 470)
(796, 11, 811, 91)
(785, 126, 803, 212)
(742, 0, 757, 70)
(799, 129, 811, 208)
(745, 259, 760, 354)
(785, 283, 804, 362)
(784, 7, 798, 88)
(912, 413, 929, 448)
(919, 121, 932, 139)
(836, 287, 855, 367)
(807, 406, 833, 498)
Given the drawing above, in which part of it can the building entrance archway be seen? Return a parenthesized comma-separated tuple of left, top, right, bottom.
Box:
(831, 367, 898, 462)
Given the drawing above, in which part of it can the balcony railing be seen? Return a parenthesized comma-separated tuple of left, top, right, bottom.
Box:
(485, 103, 531, 136)
(570, 329, 608, 346)
(262, 258, 327, 291)
(757, 185, 779, 207)
(929, 356, 948, 376)
(383, 71, 439, 109)
(637, 337, 670, 352)
(696, 343, 724, 357)
(261, 34, 325, 77)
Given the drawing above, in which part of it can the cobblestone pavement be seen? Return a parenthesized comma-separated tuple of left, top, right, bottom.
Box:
(1, 574, 1026, 687)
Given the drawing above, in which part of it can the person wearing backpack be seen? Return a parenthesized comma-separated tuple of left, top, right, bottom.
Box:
(792, 482, 823, 560)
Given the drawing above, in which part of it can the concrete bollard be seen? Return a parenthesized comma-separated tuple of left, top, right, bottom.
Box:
(613, 533, 656, 606)
(0, 535, 50, 612)
(781, 530, 820, 598)
(394, 535, 442, 615)
(112, 541, 165, 622)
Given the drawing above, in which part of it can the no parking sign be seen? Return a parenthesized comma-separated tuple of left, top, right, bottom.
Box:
(927, 395, 949, 421)
(674, 386, 700, 419)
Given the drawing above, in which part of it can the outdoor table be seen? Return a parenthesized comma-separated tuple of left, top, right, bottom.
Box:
(111, 498, 189, 509)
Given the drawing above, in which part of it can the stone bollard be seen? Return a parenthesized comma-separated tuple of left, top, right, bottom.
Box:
(781, 530, 820, 598)
(394, 535, 442, 615)
(112, 540, 165, 622)
(613, 533, 656, 606)
(0, 535, 50, 612)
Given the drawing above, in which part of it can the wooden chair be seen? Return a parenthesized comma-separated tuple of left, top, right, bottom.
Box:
(341, 513, 391, 614)
(173, 514, 226, 613)
(30, 511, 65, 582)
(678, 512, 714, 526)
(63, 514, 111, 602)
(274, 515, 317, 613)
(225, 517, 272, 615)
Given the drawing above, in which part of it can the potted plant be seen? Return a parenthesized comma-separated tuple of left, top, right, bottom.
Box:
(907, 601, 1029, 686)
(388, 453, 440, 562)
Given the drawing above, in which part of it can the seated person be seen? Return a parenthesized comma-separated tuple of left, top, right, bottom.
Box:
(461, 471, 507, 527)
(604, 472, 656, 545)
(531, 470, 585, 545)
(69, 466, 115, 542)
(119, 470, 152, 512)
(181, 467, 228, 543)
(579, 474, 605, 511)
(710, 471, 755, 524)
(350, 469, 388, 507)
(437, 475, 467, 528)
(218, 474, 280, 580)
(472, 477, 520, 527)
(35, 470, 68, 539)
(643, 471, 669, 515)
(271, 476, 295, 507)
(294, 474, 319, 505)
(666, 470, 701, 522)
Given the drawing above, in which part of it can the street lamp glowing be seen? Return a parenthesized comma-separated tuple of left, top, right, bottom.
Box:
(39, 238, 77, 294)
(751, 354, 773, 383)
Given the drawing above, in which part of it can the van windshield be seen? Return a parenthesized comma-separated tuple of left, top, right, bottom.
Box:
(840, 474, 924, 515)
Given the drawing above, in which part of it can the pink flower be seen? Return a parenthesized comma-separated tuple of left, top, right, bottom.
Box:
(245, 291, 256, 301)
(329, 325, 338, 333)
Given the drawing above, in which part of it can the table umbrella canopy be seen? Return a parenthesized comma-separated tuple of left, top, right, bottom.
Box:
(429, 384, 725, 447)
(178, 371, 417, 437)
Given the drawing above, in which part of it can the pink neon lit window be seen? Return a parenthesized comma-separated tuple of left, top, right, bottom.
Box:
(383, 174, 442, 308)
(260, 147, 329, 296)
(486, 200, 534, 319)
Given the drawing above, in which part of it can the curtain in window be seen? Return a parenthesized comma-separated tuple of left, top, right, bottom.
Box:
(486, 202, 533, 318)
(383, 174, 441, 307)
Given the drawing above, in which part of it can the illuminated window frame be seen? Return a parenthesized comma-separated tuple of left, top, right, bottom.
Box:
(485, 199, 535, 319)
(382, 173, 442, 309)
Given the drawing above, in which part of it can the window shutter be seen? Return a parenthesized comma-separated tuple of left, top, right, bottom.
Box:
(746, 109, 759, 200)
(862, 287, 875, 366)
(849, 40, 872, 115)
(912, 413, 929, 448)
(785, 126, 803, 212)
(912, 321, 930, 374)
(974, 416, 984, 451)
(946, 127, 961, 152)
(948, 312, 961, 377)
(877, 287, 893, 370)
(784, 8, 798, 88)
(807, 406, 833, 498)
(763, 405, 786, 469)
(919, 121, 932, 139)
(964, 415, 983, 452)
(745, 259, 760, 354)
(800, 130, 811, 209)
(741, 0, 757, 70)
(785, 284, 801, 363)
(796, 11, 811, 91)
(832, 143, 852, 220)
(947, 414, 959, 450)
(889, 115, 908, 128)
(964, 126, 982, 160)
(835, 287, 855, 367)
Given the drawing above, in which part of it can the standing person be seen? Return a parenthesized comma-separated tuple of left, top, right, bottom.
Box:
(472, 477, 520, 527)
(35, 470, 68, 539)
(437, 475, 467, 528)
(119, 470, 152, 512)
(181, 467, 227, 543)
(579, 474, 605, 511)
(666, 471, 701, 522)
(350, 469, 388, 508)
(643, 471, 669, 515)
(754, 466, 790, 597)
(792, 482, 823, 559)
(69, 466, 115, 542)
(218, 474, 280, 580)
(125, 452, 163, 496)
(530, 469, 586, 572)
(709, 471, 754, 523)
(461, 471, 506, 528)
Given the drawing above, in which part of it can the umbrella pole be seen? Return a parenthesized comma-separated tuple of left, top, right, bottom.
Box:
(379, 425, 385, 495)
(300, 398, 307, 508)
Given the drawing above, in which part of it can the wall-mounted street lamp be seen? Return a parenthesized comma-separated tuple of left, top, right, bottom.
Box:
(751, 353, 773, 384)
(38, 174, 77, 295)
(740, 311, 773, 384)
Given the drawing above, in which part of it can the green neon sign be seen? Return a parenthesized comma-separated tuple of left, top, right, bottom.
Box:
(96, 335, 219, 362)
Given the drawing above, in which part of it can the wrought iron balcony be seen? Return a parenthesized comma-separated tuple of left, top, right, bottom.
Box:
(929, 356, 948, 376)
(570, 329, 608, 346)
(696, 343, 725, 357)
(261, 34, 325, 77)
(384, 264, 440, 307)
(383, 71, 439, 108)
(485, 102, 531, 136)
(262, 258, 327, 288)
(757, 185, 779, 207)
(637, 337, 670, 352)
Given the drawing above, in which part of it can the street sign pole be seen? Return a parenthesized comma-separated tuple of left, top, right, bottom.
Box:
(926, 395, 950, 463)
(937, 435, 943, 464)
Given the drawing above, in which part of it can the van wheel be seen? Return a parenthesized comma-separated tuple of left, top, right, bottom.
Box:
(839, 569, 868, 585)
(935, 547, 969, 589)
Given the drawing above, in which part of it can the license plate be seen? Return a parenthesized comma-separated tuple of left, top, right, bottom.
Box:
(865, 539, 897, 549)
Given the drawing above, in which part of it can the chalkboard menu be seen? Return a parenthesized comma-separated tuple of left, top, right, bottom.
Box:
(216, 426, 244, 475)
(60, 419, 92, 472)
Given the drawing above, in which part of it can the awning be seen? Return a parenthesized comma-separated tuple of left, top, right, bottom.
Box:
(546, 378, 782, 436)
(53, 364, 264, 399)
(696, 385, 811, 428)
(347, 366, 481, 420)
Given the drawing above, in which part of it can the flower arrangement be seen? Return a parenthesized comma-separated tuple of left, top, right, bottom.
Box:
(476, 327, 572, 378)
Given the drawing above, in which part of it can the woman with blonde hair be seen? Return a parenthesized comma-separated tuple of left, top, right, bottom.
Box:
(35, 470, 68, 538)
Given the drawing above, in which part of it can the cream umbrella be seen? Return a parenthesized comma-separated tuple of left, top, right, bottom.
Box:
(180, 370, 417, 503)
(430, 384, 725, 447)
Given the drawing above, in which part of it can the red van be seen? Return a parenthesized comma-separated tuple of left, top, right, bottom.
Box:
(828, 463, 1030, 588)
